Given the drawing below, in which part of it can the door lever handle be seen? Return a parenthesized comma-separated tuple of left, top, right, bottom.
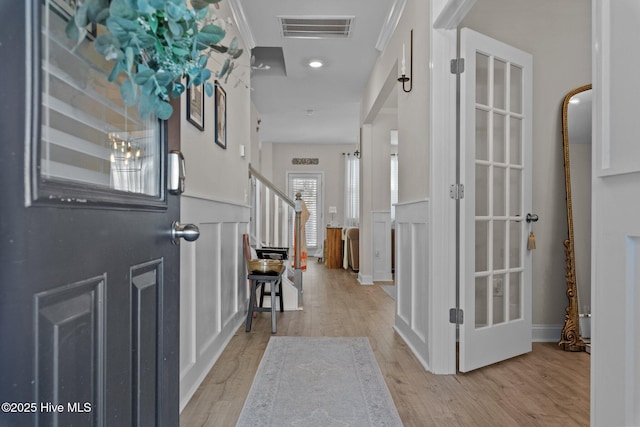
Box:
(526, 213, 539, 223)
(171, 221, 200, 245)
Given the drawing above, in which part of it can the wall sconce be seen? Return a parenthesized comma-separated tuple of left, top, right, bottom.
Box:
(398, 29, 413, 93)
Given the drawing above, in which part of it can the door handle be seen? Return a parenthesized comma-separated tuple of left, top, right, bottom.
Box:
(168, 150, 186, 195)
(171, 221, 200, 245)
(526, 213, 539, 223)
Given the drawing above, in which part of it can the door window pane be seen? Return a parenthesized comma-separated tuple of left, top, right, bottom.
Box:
(476, 53, 490, 106)
(475, 276, 488, 328)
(509, 117, 523, 165)
(510, 64, 523, 114)
(493, 59, 507, 110)
(476, 165, 489, 216)
(476, 109, 489, 161)
(475, 220, 489, 272)
(493, 113, 506, 163)
(493, 166, 506, 217)
(493, 220, 506, 270)
(509, 272, 522, 320)
(509, 168, 522, 216)
(41, 1, 161, 198)
(509, 222, 522, 268)
(493, 273, 506, 325)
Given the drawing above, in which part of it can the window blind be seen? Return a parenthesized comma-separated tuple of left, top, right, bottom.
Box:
(290, 177, 319, 248)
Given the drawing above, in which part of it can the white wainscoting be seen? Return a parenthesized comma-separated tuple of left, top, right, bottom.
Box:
(179, 195, 250, 412)
(372, 211, 393, 282)
(393, 200, 431, 370)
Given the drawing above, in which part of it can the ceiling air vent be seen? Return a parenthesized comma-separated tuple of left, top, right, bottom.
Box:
(279, 16, 354, 39)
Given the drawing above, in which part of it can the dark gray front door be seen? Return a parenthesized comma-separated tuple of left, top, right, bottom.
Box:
(0, 2, 182, 426)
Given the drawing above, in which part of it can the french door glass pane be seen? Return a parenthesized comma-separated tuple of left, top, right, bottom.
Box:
(493, 113, 506, 163)
(476, 109, 489, 161)
(493, 273, 506, 325)
(41, 0, 161, 197)
(475, 220, 489, 272)
(510, 65, 523, 114)
(493, 59, 507, 110)
(509, 272, 522, 320)
(475, 276, 488, 328)
(476, 165, 489, 216)
(509, 169, 522, 216)
(509, 222, 522, 268)
(509, 117, 523, 165)
(493, 166, 506, 217)
(476, 53, 490, 106)
(493, 220, 506, 270)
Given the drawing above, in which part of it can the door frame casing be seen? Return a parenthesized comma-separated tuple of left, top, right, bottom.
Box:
(427, 0, 470, 374)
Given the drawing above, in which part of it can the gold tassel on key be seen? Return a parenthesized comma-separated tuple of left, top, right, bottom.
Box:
(528, 232, 536, 250)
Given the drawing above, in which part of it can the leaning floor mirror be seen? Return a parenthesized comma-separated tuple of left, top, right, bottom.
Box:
(559, 84, 592, 352)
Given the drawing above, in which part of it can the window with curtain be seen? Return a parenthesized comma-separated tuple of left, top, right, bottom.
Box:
(344, 154, 359, 227)
(390, 153, 398, 220)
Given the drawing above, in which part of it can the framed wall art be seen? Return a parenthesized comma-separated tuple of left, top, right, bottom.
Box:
(186, 83, 205, 131)
(214, 81, 226, 149)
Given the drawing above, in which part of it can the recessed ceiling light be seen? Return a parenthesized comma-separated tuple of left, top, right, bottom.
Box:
(309, 60, 323, 68)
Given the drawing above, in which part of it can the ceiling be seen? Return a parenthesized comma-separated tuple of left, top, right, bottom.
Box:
(233, 0, 401, 145)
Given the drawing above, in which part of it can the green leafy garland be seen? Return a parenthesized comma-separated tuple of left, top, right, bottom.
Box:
(66, 0, 242, 120)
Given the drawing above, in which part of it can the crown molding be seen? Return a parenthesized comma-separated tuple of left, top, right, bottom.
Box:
(433, 0, 477, 30)
(227, 0, 256, 51)
(375, 0, 407, 52)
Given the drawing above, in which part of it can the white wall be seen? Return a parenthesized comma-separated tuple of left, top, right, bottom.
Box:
(178, 1, 254, 412)
(460, 0, 591, 328)
(372, 111, 396, 212)
(268, 142, 354, 230)
(179, 2, 252, 205)
(361, 0, 430, 204)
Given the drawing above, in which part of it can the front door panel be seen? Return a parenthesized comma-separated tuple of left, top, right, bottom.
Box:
(0, 2, 181, 426)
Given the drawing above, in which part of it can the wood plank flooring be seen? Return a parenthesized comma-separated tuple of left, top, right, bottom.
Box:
(180, 260, 590, 427)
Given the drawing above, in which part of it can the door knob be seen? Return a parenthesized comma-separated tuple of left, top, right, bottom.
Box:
(526, 213, 539, 223)
(171, 221, 200, 245)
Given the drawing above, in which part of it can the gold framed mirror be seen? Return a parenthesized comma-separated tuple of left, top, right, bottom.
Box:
(559, 84, 591, 352)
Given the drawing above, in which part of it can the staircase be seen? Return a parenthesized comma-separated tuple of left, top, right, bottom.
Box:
(248, 164, 304, 310)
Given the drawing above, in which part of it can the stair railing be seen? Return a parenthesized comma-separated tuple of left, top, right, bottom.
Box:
(249, 164, 303, 301)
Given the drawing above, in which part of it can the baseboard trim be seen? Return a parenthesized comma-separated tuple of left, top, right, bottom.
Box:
(531, 324, 563, 342)
(373, 273, 394, 282)
(357, 273, 374, 285)
(179, 315, 245, 412)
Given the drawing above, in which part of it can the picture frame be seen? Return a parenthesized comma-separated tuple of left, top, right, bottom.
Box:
(186, 83, 205, 131)
(214, 81, 227, 149)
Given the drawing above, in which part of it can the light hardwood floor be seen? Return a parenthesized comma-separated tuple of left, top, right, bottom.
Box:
(180, 260, 590, 427)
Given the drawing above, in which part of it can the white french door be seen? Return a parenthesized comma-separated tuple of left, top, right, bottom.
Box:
(287, 173, 323, 252)
(459, 28, 533, 372)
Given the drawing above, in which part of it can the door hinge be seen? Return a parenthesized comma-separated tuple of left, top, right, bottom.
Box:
(450, 58, 465, 74)
(449, 184, 464, 200)
(449, 308, 464, 324)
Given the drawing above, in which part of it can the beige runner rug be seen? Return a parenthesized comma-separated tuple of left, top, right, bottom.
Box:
(236, 337, 403, 426)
